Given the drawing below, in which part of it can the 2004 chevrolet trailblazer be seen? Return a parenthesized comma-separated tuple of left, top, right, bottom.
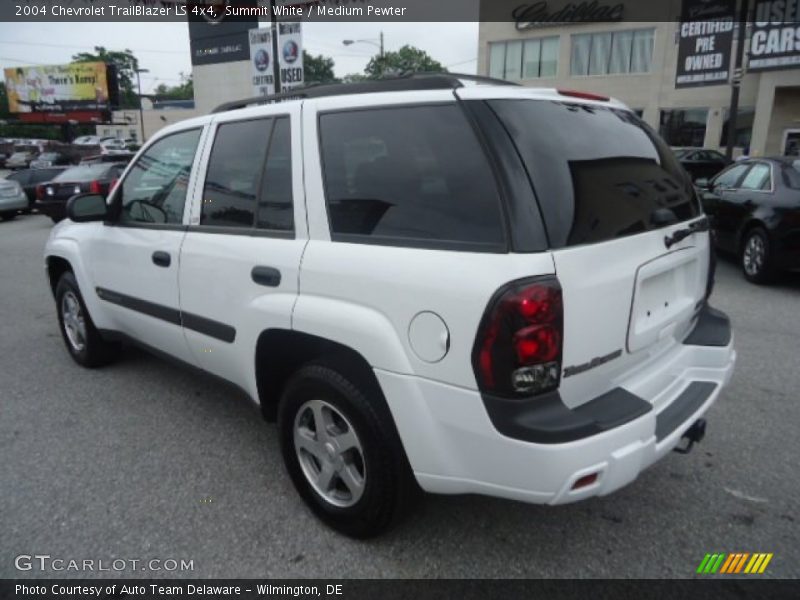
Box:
(44, 75, 736, 537)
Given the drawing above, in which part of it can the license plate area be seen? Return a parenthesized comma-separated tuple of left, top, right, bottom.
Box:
(628, 249, 701, 353)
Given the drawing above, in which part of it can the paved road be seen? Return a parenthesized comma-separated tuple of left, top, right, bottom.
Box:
(1, 213, 798, 579)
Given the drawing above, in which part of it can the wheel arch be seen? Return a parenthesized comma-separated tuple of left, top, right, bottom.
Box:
(255, 329, 388, 423)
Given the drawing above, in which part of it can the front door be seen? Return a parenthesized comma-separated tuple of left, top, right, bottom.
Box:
(87, 127, 207, 365)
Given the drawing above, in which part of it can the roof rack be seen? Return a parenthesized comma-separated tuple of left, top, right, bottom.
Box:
(211, 72, 518, 113)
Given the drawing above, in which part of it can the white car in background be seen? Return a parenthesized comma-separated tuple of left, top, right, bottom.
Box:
(0, 178, 28, 220)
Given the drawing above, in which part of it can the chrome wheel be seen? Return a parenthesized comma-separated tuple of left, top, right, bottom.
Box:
(293, 399, 366, 508)
(61, 291, 87, 352)
(743, 233, 765, 277)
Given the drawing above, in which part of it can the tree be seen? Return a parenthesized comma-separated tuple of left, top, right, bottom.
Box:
(364, 45, 446, 79)
(154, 72, 194, 101)
(303, 51, 338, 85)
(0, 82, 9, 118)
(72, 46, 140, 109)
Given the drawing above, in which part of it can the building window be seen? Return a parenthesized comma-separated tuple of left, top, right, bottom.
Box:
(571, 29, 654, 76)
(659, 108, 709, 147)
(489, 37, 559, 81)
(720, 108, 755, 150)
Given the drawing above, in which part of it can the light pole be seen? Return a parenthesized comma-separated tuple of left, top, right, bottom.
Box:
(135, 67, 149, 143)
(343, 32, 385, 60)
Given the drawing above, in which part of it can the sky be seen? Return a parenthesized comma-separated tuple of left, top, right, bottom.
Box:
(0, 22, 478, 93)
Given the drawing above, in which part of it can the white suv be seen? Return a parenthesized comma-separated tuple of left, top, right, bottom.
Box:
(45, 75, 736, 537)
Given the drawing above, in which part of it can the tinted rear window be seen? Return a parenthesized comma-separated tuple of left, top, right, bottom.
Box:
(488, 99, 699, 248)
(319, 104, 505, 252)
(54, 165, 110, 181)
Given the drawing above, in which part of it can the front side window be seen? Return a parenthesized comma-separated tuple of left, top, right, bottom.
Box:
(319, 104, 505, 251)
(117, 128, 201, 225)
(713, 164, 749, 189)
(740, 163, 771, 191)
(571, 29, 654, 76)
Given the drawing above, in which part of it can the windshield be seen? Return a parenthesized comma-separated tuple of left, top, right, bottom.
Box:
(488, 99, 700, 248)
(53, 165, 109, 181)
(38, 153, 59, 160)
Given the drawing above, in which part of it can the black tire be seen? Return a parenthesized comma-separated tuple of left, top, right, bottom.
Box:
(278, 362, 417, 538)
(741, 227, 776, 284)
(50, 215, 64, 224)
(55, 271, 120, 367)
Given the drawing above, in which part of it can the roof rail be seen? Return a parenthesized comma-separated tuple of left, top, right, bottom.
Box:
(211, 72, 518, 113)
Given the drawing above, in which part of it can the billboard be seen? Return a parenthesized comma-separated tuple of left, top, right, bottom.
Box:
(748, 0, 800, 71)
(675, 0, 735, 88)
(4, 62, 113, 113)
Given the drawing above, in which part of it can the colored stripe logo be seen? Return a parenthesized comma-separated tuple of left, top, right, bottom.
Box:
(696, 553, 773, 574)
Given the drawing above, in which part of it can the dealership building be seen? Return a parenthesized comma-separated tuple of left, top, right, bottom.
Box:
(479, 0, 800, 156)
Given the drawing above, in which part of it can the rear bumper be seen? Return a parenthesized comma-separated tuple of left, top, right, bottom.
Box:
(34, 200, 67, 219)
(378, 305, 735, 505)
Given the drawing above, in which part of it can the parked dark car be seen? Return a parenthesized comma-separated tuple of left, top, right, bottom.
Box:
(30, 151, 72, 169)
(35, 163, 126, 222)
(697, 157, 800, 283)
(4, 167, 69, 208)
(674, 147, 732, 181)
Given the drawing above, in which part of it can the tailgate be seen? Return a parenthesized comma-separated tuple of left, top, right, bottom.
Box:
(484, 95, 709, 409)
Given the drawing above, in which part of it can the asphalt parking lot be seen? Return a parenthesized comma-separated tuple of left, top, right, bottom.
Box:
(1, 211, 798, 579)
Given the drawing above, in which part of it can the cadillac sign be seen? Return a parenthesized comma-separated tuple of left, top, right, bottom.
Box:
(513, 1, 625, 30)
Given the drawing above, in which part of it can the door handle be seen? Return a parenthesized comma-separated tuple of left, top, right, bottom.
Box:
(152, 251, 171, 268)
(251, 266, 281, 287)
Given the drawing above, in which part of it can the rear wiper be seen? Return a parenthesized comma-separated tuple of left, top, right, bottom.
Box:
(664, 217, 709, 249)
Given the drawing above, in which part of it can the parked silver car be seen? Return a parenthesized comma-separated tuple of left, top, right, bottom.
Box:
(0, 179, 28, 220)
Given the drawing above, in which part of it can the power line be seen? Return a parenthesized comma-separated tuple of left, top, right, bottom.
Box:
(0, 40, 187, 55)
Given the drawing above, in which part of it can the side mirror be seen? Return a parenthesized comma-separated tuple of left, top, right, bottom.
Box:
(694, 177, 710, 190)
(66, 193, 107, 223)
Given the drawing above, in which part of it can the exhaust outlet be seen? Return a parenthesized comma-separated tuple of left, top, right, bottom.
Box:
(673, 418, 707, 454)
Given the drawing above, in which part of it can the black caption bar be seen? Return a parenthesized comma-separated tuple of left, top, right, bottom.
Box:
(1, 580, 799, 600)
(0, 0, 758, 23)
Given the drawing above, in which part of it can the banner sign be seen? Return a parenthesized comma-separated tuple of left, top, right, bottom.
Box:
(277, 21, 304, 92)
(748, 0, 800, 71)
(249, 28, 276, 97)
(4, 62, 112, 113)
(675, 0, 735, 88)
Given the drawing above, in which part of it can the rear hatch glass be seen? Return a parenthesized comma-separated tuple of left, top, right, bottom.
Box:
(487, 99, 700, 248)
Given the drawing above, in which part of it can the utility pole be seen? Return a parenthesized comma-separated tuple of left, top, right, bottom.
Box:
(135, 67, 149, 143)
(380, 31, 384, 59)
(726, 0, 750, 160)
(270, 0, 281, 93)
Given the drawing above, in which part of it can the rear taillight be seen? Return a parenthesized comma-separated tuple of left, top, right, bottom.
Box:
(89, 180, 101, 194)
(472, 277, 563, 397)
(36, 184, 44, 200)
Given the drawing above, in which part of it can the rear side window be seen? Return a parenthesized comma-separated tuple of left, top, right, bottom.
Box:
(201, 116, 293, 232)
(488, 100, 701, 248)
(318, 104, 505, 251)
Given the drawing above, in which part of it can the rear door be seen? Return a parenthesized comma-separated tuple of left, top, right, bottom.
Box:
(178, 106, 306, 388)
(485, 97, 711, 408)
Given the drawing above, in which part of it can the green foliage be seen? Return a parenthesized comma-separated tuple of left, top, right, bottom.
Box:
(304, 51, 338, 85)
(364, 45, 447, 79)
(72, 46, 140, 109)
(154, 73, 193, 101)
